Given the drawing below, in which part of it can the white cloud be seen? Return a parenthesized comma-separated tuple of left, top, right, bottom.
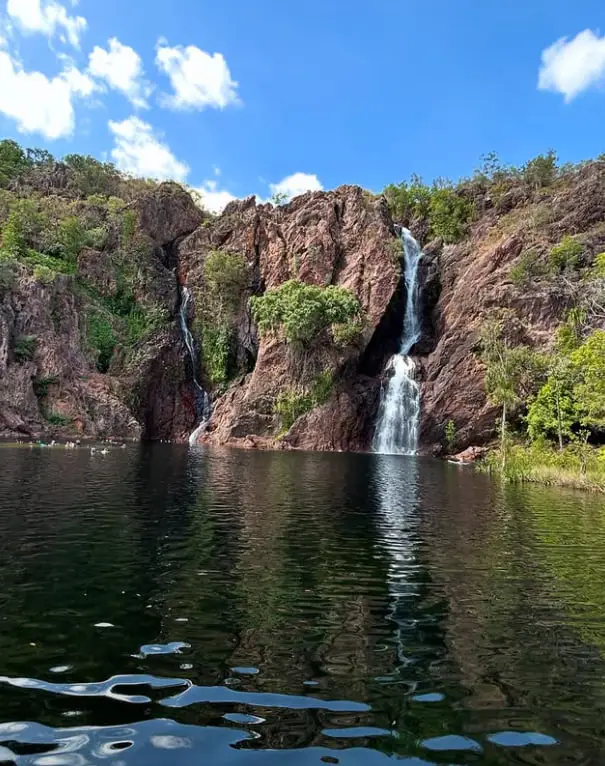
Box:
(155, 40, 239, 110)
(108, 117, 190, 181)
(89, 37, 151, 108)
(194, 179, 236, 213)
(269, 172, 323, 202)
(538, 29, 605, 102)
(0, 49, 96, 139)
(6, 0, 86, 48)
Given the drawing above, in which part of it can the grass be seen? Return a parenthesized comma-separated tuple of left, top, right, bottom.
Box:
(482, 443, 605, 493)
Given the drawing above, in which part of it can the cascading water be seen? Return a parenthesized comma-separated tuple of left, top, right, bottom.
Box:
(373, 228, 423, 456)
(178, 286, 211, 446)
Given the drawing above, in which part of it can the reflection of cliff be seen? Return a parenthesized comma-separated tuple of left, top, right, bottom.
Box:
(200, 452, 397, 696)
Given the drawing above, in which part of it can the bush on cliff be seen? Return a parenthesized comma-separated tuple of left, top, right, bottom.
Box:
(250, 280, 361, 346)
(194, 250, 248, 387)
(274, 371, 334, 434)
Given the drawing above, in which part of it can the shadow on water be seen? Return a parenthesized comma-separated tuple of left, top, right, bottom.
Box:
(0, 445, 604, 762)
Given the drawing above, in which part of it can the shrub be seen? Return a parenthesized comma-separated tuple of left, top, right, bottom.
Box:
(85, 227, 109, 250)
(273, 371, 334, 434)
(14, 335, 36, 362)
(383, 174, 432, 223)
(33, 265, 56, 283)
(549, 236, 583, 273)
(195, 250, 248, 386)
(332, 319, 364, 347)
(523, 150, 558, 189)
(125, 306, 168, 345)
(274, 389, 313, 432)
(1, 199, 44, 258)
(86, 312, 116, 373)
(57, 216, 86, 262)
(45, 412, 72, 427)
(0, 259, 15, 292)
(429, 185, 474, 243)
(250, 280, 361, 345)
(444, 420, 457, 452)
(33, 375, 59, 398)
(509, 250, 547, 286)
(592, 252, 605, 278)
(0, 139, 31, 187)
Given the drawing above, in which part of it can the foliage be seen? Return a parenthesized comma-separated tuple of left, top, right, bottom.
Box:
(429, 184, 474, 243)
(444, 420, 457, 452)
(0, 140, 30, 188)
(250, 280, 361, 346)
(57, 216, 86, 262)
(383, 174, 432, 223)
(63, 154, 121, 197)
(195, 250, 248, 387)
(125, 306, 169, 345)
(483, 441, 605, 492)
(1, 199, 44, 258)
(549, 236, 583, 273)
(593, 252, 605, 278)
(33, 375, 59, 398)
(509, 250, 547, 286)
(33, 265, 56, 283)
(273, 371, 334, 434)
(270, 192, 289, 206)
(478, 316, 546, 465)
(45, 412, 73, 427)
(527, 363, 576, 446)
(274, 389, 314, 433)
(14, 335, 37, 363)
(332, 318, 364, 347)
(570, 330, 605, 431)
(0, 259, 15, 292)
(85, 227, 109, 250)
(86, 312, 116, 373)
(383, 176, 473, 243)
(522, 150, 558, 189)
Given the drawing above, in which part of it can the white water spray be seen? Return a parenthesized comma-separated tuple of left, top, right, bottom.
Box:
(373, 229, 423, 456)
(178, 287, 211, 446)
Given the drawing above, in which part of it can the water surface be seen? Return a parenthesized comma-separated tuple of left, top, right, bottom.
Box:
(0, 444, 604, 764)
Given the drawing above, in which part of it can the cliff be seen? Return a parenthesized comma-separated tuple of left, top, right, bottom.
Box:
(1, 141, 604, 452)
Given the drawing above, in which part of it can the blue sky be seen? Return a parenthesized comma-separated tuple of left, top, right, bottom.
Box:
(1, 0, 605, 210)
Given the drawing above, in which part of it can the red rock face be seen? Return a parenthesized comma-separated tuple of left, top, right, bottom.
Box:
(179, 186, 400, 451)
(0, 183, 202, 442)
(419, 163, 605, 452)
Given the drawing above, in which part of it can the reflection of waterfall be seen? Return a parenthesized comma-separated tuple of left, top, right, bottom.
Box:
(178, 286, 211, 446)
(373, 456, 420, 668)
(373, 229, 423, 456)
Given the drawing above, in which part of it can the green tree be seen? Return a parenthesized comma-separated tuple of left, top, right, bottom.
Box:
(195, 250, 248, 386)
(429, 184, 474, 243)
(523, 150, 558, 189)
(58, 216, 86, 262)
(549, 235, 583, 273)
(479, 318, 541, 468)
(527, 358, 577, 449)
(570, 330, 605, 432)
(0, 140, 31, 188)
(1, 199, 44, 258)
(250, 280, 361, 346)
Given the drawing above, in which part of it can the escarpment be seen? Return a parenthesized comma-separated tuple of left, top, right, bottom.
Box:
(2, 146, 605, 452)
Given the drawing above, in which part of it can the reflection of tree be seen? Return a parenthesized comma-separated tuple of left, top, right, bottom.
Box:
(420, 466, 605, 761)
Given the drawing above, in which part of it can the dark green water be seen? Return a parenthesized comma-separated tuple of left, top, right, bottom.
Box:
(0, 445, 605, 764)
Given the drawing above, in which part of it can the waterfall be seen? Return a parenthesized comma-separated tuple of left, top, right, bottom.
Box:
(373, 228, 423, 456)
(178, 286, 211, 446)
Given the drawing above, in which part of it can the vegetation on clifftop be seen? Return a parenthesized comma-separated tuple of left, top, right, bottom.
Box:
(0, 139, 173, 374)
